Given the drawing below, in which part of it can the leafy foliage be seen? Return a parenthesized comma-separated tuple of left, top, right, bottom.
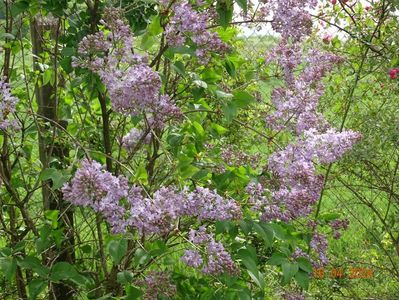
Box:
(0, 0, 398, 299)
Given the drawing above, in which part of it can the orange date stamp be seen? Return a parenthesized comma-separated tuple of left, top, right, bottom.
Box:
(312, 267, 373, 279)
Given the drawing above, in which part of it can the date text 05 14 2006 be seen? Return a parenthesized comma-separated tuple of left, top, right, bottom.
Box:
(312, 267, 374, 279)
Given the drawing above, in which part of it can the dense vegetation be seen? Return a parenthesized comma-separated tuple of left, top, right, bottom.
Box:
(0, 0, 398, 299)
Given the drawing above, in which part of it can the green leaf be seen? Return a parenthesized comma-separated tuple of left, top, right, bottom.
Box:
(1, 33, 15, 40)
(51, 262, 87, 286)
(216, 0, 233, 28)
(268, 223, 288, 240)
(44, 210, 59, 229)
(193, 79, 208, 89)
(107, 239, 128, 265)
(126, 285, 143, 299)
(166, 46, 195, 57)
(297, 257, 313, 273)
(295, 270, 310, 290)
(60, 57, 73, 73)
(28, 279, 47, 300)
(40, 168, 70, 190)
(172, 61, 185, 76)
(224, 59, 236, 77)
(282, 262, 299, 284)
(140, 33, 156, 50)
(147, 15, 163, 35)
(117, 271, 134, 285)
(232, 91, 254, 108)
(253, 222, 273, 248)
(133, 248, 150, 266)
(11, 1, 29, 16)
(238, 220, 253, 235)
(80, 245, 91, 254)
(180, 164, 200, 179)
(61, 47, 75, 57)
(18, 256, 49, 277)
(216, 90, 233, 99)
(0, 247, 12, 257)
(267, 252, 288, 266)
(135, 164, 148, 184)
(236, 0, 248, 12)
(238, 249, 265, 289)
(222, 102, 238, 123)
(0, 256, 17, 281)
(192, 121, 205, 138)
(43, 69, 53, 86)
(211, 123, 228, 135)
(247, 269, 265, 290)
(319, 212, 341, 221)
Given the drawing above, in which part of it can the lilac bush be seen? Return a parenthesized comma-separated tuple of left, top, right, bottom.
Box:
(0, 0, 380, 298)
(60, 1, 363, 292)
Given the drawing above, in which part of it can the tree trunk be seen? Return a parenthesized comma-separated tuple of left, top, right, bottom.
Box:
(30, 16, 75, 300)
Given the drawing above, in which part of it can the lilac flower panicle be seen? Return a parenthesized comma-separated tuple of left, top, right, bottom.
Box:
(330, 218, 349, 239)
(74, 9, 181, 121)
(283, 291, 305, 300)
(181, 250, 203, 268)
(310, 232, 329, 267)
(303, 129, 362, 164)
(183, 187, 242, 221)
(122, 128, 151, 151)
(127, 186, 242, 235)
(127, 186, 184, 235)
(62, 159, 129, 233)
(64, 162, 242, 235)
(251, 41, 361, 223)
(292, 247, 317, 267)
(165, 1, 228, 63)
(0, 78, 19, 131)
(246, 182, 269, 212)
(266, 46, 344, 134)
(270, 0, 317, 41)
(182, 227, 239, 276)
(135, 271, 176, 300)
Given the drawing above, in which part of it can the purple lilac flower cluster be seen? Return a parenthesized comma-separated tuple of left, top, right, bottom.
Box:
(61, 162, 241, 275)
(248, 45, 360, 224)
(239, 0, 317, 42)
(121, 128, 151, 152)
(260, 129, 361, 221)
(270, 0, 317, 41)
(266, 45, 344, 134)
(221, 146, 261, 169)
(63, 161, 241, 234)
(310, 232, 329, 267)
(244, 1, 361, 268)
(181, 226, 239, 276)
(127, 186, 185, 235)
(164, 1, 228, 63)
(74, 9, 180, 124)
(292, 233, 329, 268)
(0, 78, 19, 131)
(283, 291, 305, 300)
(61, 159, 129, 233)
(128, 186, 241, 235)
(302, 129, 361, 164)
(330, 218, 349, 239)
(292, 248, 314, 265)
(135, 271, 176, 300)
(183, 187, 242, 221)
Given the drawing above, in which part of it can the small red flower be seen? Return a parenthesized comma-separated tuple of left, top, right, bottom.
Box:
(389, 69, 398, 79)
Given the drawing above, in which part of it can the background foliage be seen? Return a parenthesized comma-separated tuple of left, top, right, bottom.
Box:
(0, 0, 398, 299)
